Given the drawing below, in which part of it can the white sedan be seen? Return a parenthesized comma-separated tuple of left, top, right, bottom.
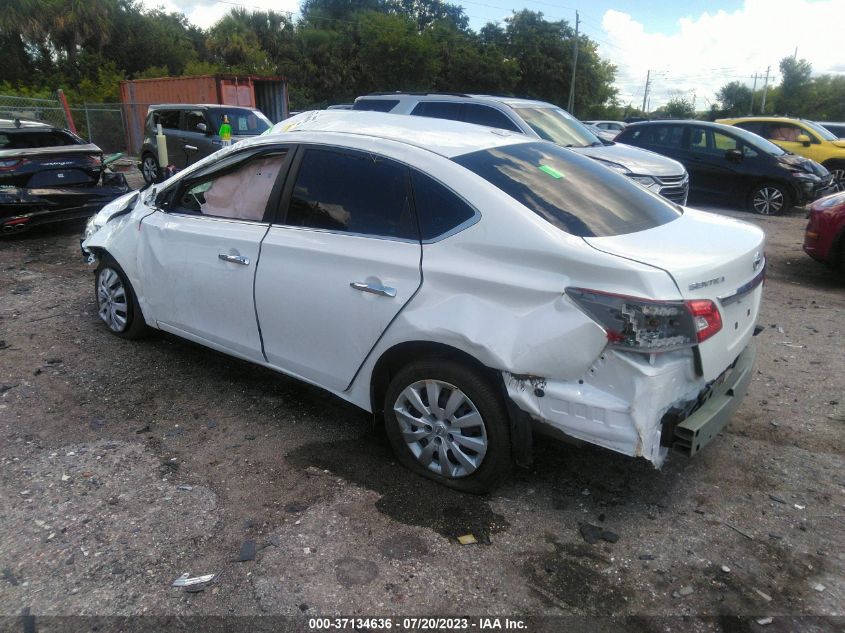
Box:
(83, 111, 765, 492)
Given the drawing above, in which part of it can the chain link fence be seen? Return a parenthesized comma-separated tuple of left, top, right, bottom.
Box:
(0, 94, 70, 129)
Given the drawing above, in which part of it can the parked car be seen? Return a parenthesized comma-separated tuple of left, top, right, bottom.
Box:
(817, 122, 845, 138)
(139, 104, 273, 183)
(84, 111, 764, 492)
(352, 93, 689, 204)
(583, 120, 627, 133)
(616, 120, 834, 214)
(804, 191, 845, 273)
(584, 123, 618, 143)
(1, 118, 129, 234)
(716, 116, 845, 193)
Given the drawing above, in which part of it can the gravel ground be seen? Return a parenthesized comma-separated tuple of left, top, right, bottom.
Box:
(0, 188, 843, 632)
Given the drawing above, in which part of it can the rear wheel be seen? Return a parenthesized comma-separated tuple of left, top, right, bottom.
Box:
(384, 358, 512, 493)
(94, 256, 149, 339)
(141, 154, 158, 184)
(748, 182, 790, 215)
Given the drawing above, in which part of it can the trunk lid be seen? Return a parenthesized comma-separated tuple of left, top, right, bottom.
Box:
(584, 208, 765, 379)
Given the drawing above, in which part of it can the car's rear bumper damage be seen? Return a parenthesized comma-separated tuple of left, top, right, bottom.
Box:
(504, 341, 756, 467)
(0, 175, 129, 233)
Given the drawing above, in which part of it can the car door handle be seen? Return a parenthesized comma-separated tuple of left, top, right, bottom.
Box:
(350, 281, 396, 298)
(218, 253, 249, 265)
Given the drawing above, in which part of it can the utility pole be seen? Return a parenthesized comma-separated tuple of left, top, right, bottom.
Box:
(761, 65, 771, 113)
(567, 10, 580, 114)
(749, 73, 758, 114)
(641, 70, 651, 113)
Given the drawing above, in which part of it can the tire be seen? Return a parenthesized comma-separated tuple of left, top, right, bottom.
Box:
(141, 153, 159, 184)
(94, 255, 149, 339)
(825, 162, 845, 193)
(748, 182, 791, 215)
(383, 358, 512, 493)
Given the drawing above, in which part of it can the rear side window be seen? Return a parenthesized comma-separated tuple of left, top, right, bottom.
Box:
(411, 102, 463, 121)
(410, 171, 476, 240)
(352, 99, 400, 112)
(734, 121, 765, 136)
(153, 110, 180, 130)
(284, 148, 417, 240)
(634, 125, 685, 148)
(453, 142, 681, 237)
(183, 110, 207, 133)
(462, 104, 521, 132)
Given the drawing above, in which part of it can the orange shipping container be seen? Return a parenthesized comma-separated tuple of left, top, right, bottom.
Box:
(119, 74, 288, 153)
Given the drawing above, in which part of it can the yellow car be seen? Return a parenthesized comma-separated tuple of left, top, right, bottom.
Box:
(716, 117, 845, 192)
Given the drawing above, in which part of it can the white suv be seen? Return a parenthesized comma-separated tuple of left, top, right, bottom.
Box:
(353, 93, 689, 205)
(84, 111, 763, 492)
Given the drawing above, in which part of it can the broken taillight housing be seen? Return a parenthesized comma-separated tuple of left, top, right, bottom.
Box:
(0, 159, 22, 171)
(566, 288, 722, 353)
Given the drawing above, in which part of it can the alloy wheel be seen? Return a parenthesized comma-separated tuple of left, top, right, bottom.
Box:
(142, 156, 157, 183)
(97, 267, 128, 332)
(393, 379, 488, 478)
(831, 168, 845, 193)
(752, 186, 784, 215)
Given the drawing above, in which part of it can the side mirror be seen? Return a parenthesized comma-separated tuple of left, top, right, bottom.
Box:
(195, 122, 208, 134)
(725, 149, 743, 162)
(797, 134, 811, 147)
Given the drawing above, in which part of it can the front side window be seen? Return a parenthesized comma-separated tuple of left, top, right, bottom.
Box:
(690, 128, 740, 155)
(453, 142, 681, 238)
(284, 148, 417, 240)
(170, 152, 287, 221)
(410, 102, 463, 122)
(768, 123, 813, 143)
(183, 111, 208, 133)
(410, 171, 476, 240)
(640, 125, 684, 148)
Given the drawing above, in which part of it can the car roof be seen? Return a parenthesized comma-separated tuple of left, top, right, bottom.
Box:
(266, 110, 533, 158)
(626, 119, 733, 130)
(0, 118, 54, 130)
(355, 92, 557, 110)
(717, 116, 816, 124)
(148, 104, 258, 110)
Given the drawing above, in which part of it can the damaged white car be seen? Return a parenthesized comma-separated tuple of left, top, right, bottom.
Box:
(83, 111, 765, 492)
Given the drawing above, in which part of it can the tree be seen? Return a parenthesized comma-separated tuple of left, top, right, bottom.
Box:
(655, 97, 695, 119)
(777, 55, 813, 116)
(715, 81, 752, 117)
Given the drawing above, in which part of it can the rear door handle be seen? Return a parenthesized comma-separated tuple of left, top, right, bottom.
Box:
(219, 253, 249, 265)
(350, 281, 396, 298)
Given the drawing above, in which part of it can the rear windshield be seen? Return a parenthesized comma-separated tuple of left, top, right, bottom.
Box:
(0, 129, 83, 149)
(209, 109, 271, 136)
(453, 142, 681, 237)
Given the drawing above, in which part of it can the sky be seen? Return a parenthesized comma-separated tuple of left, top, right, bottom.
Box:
(140, 0, 845, 111)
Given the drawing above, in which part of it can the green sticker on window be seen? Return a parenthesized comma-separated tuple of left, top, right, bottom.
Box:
(539, 164, 564, 179)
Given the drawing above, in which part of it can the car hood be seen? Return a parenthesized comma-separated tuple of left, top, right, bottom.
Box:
(572, 143, 685, 177)
(777, 152, 828, 176)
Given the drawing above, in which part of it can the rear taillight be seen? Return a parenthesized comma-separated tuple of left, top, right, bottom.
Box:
(687, 299, 722, 343)
(0, 159, 21, 171)
(566, 288, 722, 353)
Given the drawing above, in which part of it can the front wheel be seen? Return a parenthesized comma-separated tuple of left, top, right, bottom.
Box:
(826, 163, 845, 193)
(94, 257, 149, 339)
(384, 358, 512, 493)
(748, 182, 790, 215)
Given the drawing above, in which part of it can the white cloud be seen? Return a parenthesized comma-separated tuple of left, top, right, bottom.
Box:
(139, 0, 300, 30)
(598, 0, 845, 111)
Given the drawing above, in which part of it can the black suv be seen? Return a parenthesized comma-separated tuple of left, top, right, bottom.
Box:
(616, 120, 834, 214)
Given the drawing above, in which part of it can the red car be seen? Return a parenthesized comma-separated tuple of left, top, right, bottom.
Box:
(804, 191, 845, 273)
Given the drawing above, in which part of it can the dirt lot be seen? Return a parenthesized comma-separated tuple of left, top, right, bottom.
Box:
(0, 192, 843, 632)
